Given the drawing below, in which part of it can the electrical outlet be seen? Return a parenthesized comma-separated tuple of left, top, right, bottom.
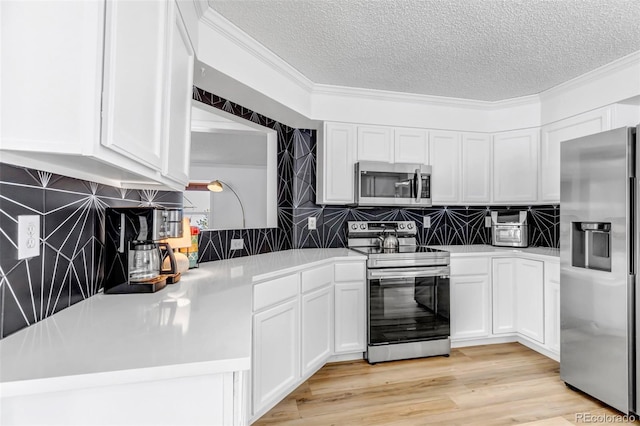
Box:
(485, 216, 492, 228)
(423, 216, 431, 228)
(308, 217, 317, 230)
(18, 215, 40, 259)
(230, 238, 244, 250)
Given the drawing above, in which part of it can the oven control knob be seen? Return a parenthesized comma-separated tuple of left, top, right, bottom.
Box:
(407, 223, 414, 230)
(360, 224, 366, 230)
(399, 223, 405, 229)
(351, 223, 358, 230)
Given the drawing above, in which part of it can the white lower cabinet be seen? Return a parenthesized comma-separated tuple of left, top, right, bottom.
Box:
(491, 257, 544, 342)
(334, 262, 366, 354)
(251, 259, 365, 422)
(334, 282, 366, 353)
(544, 261, 561, 355)
(515, 259, 544, 343)
(252, 297, 300, 417)
(492, 258, 518, 334)
(301, 285, 333, 377)
(450, 257, 491, 340)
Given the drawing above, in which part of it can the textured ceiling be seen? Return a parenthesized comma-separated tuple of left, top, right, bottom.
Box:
(207, 0, 640, 101)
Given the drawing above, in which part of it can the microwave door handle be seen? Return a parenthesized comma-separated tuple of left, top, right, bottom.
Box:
(415, 169, 422, 202)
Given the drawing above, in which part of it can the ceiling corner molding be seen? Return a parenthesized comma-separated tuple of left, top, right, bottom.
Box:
(200, 8, 315, 94)
(312, 83, 540, 111)
(192, 0, 209, 18)
(540, 50, 640, 101)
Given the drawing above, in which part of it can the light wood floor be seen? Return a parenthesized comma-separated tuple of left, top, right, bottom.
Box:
(254, 343, 638, 425)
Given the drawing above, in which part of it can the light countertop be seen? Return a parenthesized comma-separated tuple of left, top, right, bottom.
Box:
(0, 248, 364, 397)
(428, 244, 559, 260)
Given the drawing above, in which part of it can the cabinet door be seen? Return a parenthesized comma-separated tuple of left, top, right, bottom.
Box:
(429, 131, 461, 204)
(161, 2, 195, 186)
(451, 274, 490, 339)
(301, 286, 333, 377)
(544, 261, 560, 354)
(253, 299, 299, 416)
(334, 282, 365, 353)
(1, 1, 103, 154)
(516, 259, 544, 343)
(317, 122, 356, 204)
(461, 133, 491, 203)
(357, 126, 394, 162)
(394, 128, 429, 164)
(492, 258, 517, 334)
(102, 0, 168, 170)
(492, 129, 539, 203)
(539, 108, 611, 202)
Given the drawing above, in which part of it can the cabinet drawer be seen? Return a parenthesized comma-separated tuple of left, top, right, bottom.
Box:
(334, 262, 365, 282)
(301, 264, 333, 293)
(254, 274, 300, 311)
(451, 257, 490, 276)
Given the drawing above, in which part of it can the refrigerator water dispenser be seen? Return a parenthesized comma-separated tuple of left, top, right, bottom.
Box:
(571, 222, 611, 272)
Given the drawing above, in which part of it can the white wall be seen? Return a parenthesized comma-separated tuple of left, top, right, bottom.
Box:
(189, 164, 268, 230)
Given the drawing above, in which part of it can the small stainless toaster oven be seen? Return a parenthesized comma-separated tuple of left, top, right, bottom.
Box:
(491, 211, 528, 248)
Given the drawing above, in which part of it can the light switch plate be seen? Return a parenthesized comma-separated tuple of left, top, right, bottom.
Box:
(230, 238, 244, 250)
(423, 216, 431, 228)
(485, 216, 492, 228)
(308, 217, 317, 230)
(18, 215, 40, 259)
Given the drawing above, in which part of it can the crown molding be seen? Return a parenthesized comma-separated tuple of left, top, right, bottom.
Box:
(312, 83, 540, 110)
(540, 50, 640, 101)
(200, 8, 315, 94)
(192, 0, 209, 18)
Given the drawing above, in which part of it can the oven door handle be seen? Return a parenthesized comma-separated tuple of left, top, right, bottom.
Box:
(367, 266, 450, 280)
(415, 169, 422, 202)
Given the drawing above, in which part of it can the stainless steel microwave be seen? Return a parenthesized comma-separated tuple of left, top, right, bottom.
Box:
(353, 161, 432, 207)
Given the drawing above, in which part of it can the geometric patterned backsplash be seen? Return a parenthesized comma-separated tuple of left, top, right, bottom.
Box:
(0, 163, 181, 338)
(193, 86, 560, 264)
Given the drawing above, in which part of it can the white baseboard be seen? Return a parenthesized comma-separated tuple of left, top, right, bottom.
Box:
(451, 335, 517, 348)
(452, 334, 560, 362)
(327, 352, 365, 363)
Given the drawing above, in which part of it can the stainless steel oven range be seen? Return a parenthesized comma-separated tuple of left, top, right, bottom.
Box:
(347, 221, 451, 364)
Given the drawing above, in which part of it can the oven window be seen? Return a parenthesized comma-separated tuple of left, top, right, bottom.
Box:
(368, 275, 450, 345)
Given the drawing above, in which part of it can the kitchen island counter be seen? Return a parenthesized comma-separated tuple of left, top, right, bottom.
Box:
(0, 248, 363, 398)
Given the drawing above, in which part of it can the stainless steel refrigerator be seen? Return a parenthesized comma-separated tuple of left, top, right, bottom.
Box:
(560, 126, 637, 414)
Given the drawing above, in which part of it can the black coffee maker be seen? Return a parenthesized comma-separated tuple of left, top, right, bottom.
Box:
(104, 207, 183, 294)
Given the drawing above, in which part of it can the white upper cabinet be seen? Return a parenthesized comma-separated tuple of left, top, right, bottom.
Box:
(394, 128, 429, 164)
(539, 104, 639, 203)
(429, 131, 461, 204)
(102, 0, 168, 171)
(1, 1, 104, 155)
(492, 129, 539, 204)
(161, 2, 195, 186)
(1, 0, 193, 191)
(316, 122, 357, 204)
(461, 133, 492, 203)
(357, 125, 394, 162)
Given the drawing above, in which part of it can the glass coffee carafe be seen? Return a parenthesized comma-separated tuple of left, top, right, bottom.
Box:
(128, 243, 161, 282)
